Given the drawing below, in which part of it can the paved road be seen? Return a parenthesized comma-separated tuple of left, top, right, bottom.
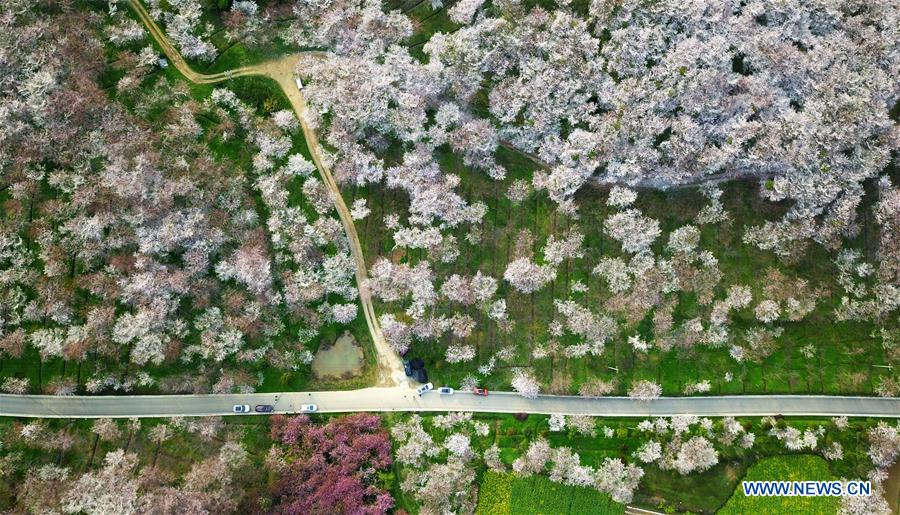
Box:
(2, 391, 898, 419)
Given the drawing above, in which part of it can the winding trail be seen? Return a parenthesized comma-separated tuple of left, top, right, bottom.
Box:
(127, 0, 406, 386)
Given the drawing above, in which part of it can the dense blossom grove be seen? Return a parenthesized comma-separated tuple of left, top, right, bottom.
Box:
(4, 417, 252, 512)
(254, 0, 900, 401)
(386, 412, 900, 512)
(430, 1, 898, 230)
(1, 0, 898, 512)
(0, 1, 355, 393)
(4, 413, 898, 513)
(2, 0, 897, 400)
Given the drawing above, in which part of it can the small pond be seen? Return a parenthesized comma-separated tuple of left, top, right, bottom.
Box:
(311, 331, 364, 379)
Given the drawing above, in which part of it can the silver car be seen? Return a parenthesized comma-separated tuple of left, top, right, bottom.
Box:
(416, 382, 434, 396)
(232, 404, 251, 414)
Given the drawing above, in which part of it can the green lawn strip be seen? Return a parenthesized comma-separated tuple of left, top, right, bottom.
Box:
(718, 455, 841, 515)
(638, 462, 741, 514)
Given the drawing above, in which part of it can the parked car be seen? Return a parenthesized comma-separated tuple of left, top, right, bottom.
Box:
(232, 404, 251, 413)
(416, 382, 434, 396)
(438, 386, 454, 395)
(473, 388, 489, 396)
(403, 359, 413, 377)
(299, 404, 318, 413)
(295, 77, 304, 90)
(254, 405, 274, 413)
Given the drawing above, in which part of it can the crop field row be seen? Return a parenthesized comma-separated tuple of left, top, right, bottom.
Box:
(718, 455, 840, 514)
(475, 471, 624, 515)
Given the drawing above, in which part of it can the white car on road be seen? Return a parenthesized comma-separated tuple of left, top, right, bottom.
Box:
(438, 387, 454, 395)
(232, 404, 251, 414)
(299, 404, 317, 413)
(416, 383, 434, 396)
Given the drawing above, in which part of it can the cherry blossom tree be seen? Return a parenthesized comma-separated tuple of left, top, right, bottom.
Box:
(548, 414, 566, 432)
(331, 303, 358, 324)
(427, 0, 898, 239)
(867, 422, 900, 469)
(215, 243, 273, 295)
(567, 415, 597, 437)
(595, 458, 644, 504)
(672, 436, 718, 475)
(2, 377, 30, 394)
(543, 230, 585, 266)
(512, 439, 551, 476)
(90, 419, 121, 442)
(605, 210, 661, 254)
(628, 380, 662, 401)
(269, 414, 394, 514)
(504, 258, 556, 294)
(635, 441, 662, 464)
(271, 110, 298, 133)
(511, 368, 540, 399)
(350, 199, 371, 220)
(607, 187, 638, 208)
(579, 378, 617, 398)
(484, 445, 505, 471)
(62, 450, 140, 514)
(754, 300, 781, 324)
(149, 0, 217, 61)
(284, 0, 412, 57)
(448, 0, 485, 25)
(379, 314, 411, 354)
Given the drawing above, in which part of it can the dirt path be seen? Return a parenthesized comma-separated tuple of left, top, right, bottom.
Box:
(127, 0, 406, 387)
(885, 459, 899, 515)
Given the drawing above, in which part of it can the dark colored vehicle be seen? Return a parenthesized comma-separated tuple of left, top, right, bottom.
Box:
(254, 405, 275, 413)
(403, 359, 413, 377)
(473, 388, 489, 396)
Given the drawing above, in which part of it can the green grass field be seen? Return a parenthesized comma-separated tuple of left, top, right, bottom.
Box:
(718, 455, 841, 515)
